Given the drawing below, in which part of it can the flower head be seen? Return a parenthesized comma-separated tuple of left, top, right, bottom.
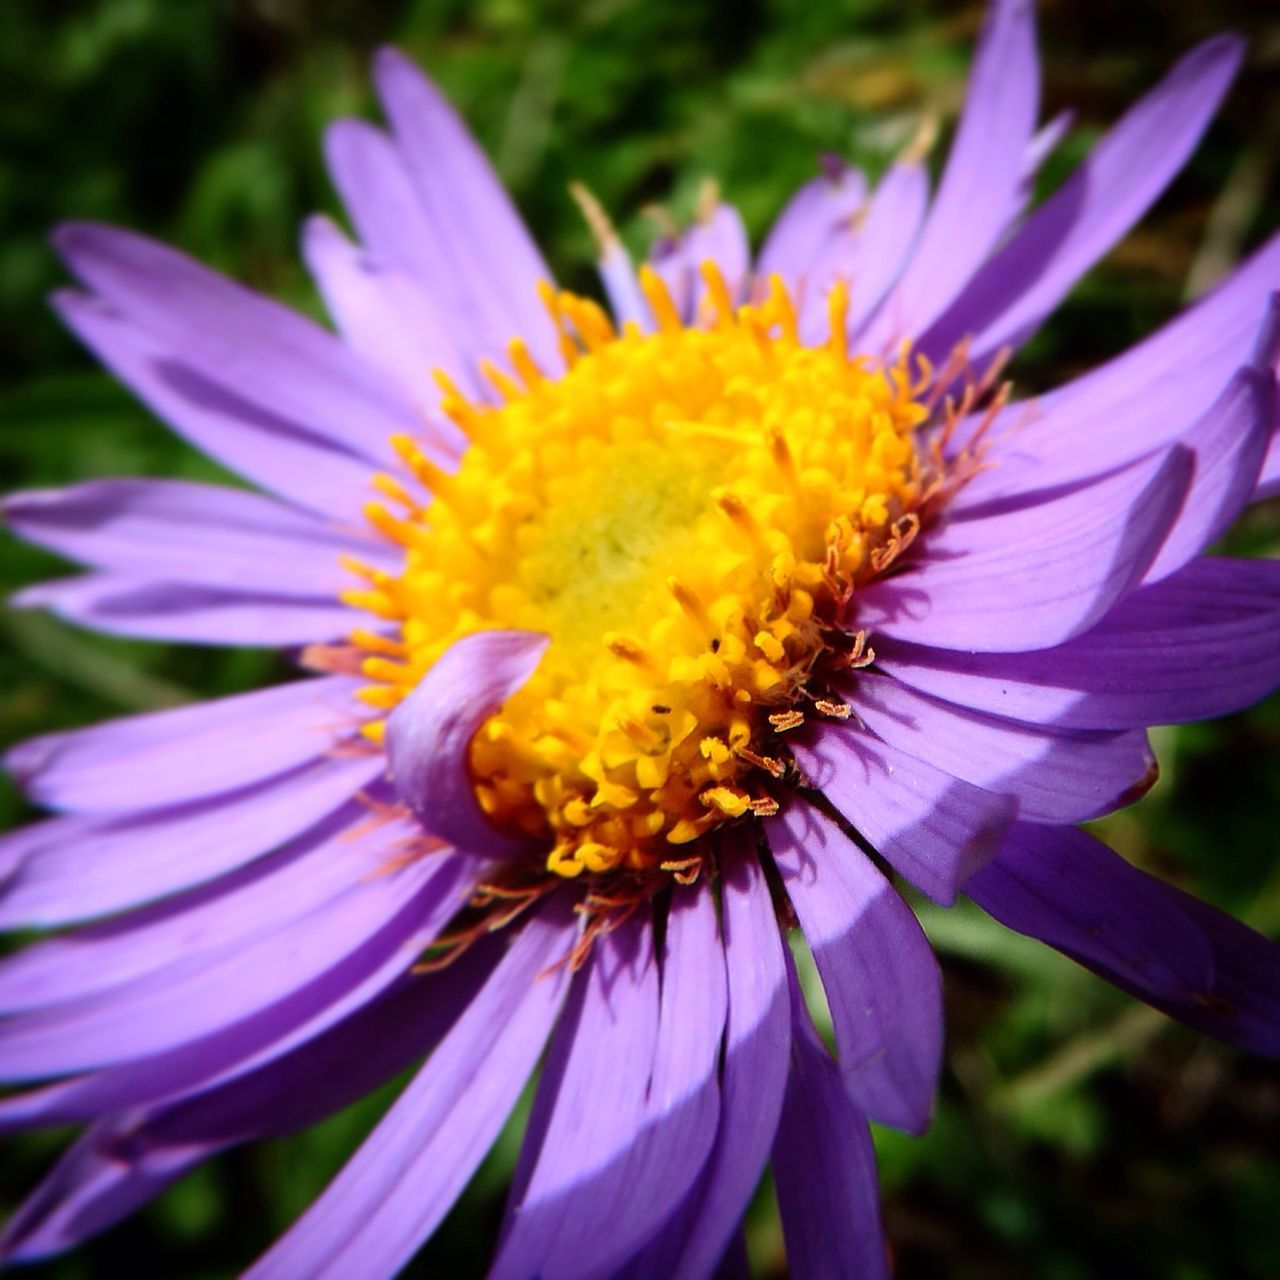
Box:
(3, 1, 1280, 1275)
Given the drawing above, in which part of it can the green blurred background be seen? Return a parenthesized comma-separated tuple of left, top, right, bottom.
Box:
(2, 0, 1279, 1275)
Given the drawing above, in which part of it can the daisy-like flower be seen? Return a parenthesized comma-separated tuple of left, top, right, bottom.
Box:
(3, 1, 1280, 1274)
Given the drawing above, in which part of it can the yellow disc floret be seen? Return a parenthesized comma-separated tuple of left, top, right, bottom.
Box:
(346, 263, 930, 881)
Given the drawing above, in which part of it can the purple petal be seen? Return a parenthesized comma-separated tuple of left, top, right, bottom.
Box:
(385, 629, 546, 857)
(324, 121, 440, 288)
(867, 0, 1039, 348)
(810, 160, 927, 346)
(0, 752, 383, 928)
(771, 953, 888, 1280)
(924, 34, 1244, 361)
(597, 239, 651, 331)
(967, 823, 1213, 1001)
(492, 898, 725, 1279)
(13, 573, 366, 647)
(0, 854, 475, 1130)
(629, 885, 734, 1267)
(246, 901, 575, 1280)
(1022, 109, 1073, 185)
(969, 825, 1280, 1055)
(651, 204, 751, 321)
(876, 557, 1280, 731)
(6, 676, 362, 813)
(1142, 360, 1276, 583)
(146, 939, 499, 1149)
(962, 320, 1276, 568)
(772, 801, 942, 1134)
(756, 158, 868, 284)
(370, 48, 560, 370)
(53, 223, 421, 465)
(712, 1232, 751, 1280)
(1155, 892, 1280, 1056)
(323, 118, 500, 381)
(857, 447, 1191, 652)
(301, 214, 473, 429)
(4, 478, 392, 598)
(655, 832, 792, 1278)
(53, 290, 379, 521)
(793, 729, 1015, 905)
(847, 674, 1156, 823)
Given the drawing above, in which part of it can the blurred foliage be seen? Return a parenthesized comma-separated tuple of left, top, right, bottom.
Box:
(2, 0, 1280, 1276)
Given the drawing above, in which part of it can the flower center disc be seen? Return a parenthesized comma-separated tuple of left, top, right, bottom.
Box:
(350, 265, 930, 882)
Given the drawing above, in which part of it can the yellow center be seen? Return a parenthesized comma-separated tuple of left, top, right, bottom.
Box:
(345, 264, 930, 882)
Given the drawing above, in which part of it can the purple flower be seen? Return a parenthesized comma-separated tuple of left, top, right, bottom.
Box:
(3, 1, 1279, 1274)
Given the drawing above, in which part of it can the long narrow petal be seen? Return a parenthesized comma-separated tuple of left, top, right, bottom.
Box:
(0, 752, 384, 929)
(924, 35, 1244, 360)
(492, 898, 725, 1279)
(597, 239, 651, 331)
(793, 730, 1015, 905)
(5, 676, 362, 813)
(1141, 366, 1275, 581)
(4, 478, 391, 598)
(969, 825, 1280, 1055)
(867, 0, 1039, 347)
(771, 955, 889, 1280)
(847, 675, 1156, 823)
(324, 117, 504, 376)
(811, 160, 927, 345)
(876, 557, 1280, 731)
(53, 223, 421, 464)
(385, 629, 547, 858)
(856, 447, 1191, 652)
(372, 49, 560, 368)
(324, 121, 441, 287)
(13, 574, 365, 647)
(967, 824, 1213, 1000)
(756, 158, 868, 283)
(772, 802, 942, 1134)
(657, 835, 792, 1278)
(246, 903, 574, 1280)
(610, 886, 731, 1275)
(52, 290, 378, 521)
(301, 214, 474, 426)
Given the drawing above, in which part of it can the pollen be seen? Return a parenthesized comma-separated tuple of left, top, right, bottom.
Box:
(347, 264, 931, 882)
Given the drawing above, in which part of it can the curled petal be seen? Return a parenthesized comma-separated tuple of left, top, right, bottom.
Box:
(385, 629, 548, 857)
